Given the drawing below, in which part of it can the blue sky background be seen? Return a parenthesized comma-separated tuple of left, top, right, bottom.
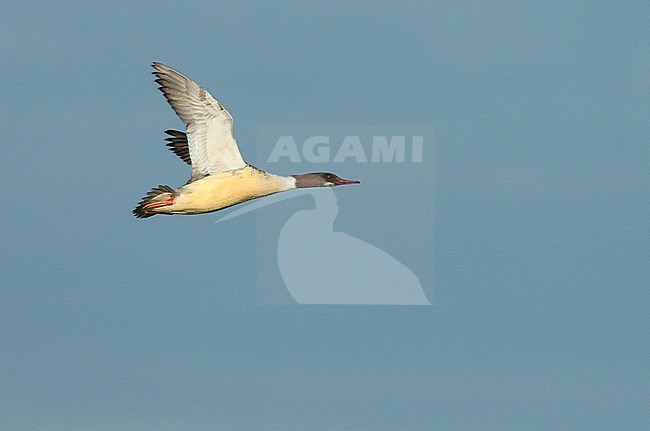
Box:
(1, 1, 648, 429)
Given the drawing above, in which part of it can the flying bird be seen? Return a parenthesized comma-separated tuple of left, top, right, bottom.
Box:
(133, 62, 359, 218)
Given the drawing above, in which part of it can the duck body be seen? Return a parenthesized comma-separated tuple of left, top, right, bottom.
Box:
(144, 165, 296, 216)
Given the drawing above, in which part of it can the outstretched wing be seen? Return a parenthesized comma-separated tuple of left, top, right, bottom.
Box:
(152, 62, 246, 178)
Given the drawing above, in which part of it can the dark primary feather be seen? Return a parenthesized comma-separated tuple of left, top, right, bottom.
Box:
(164, 129, 191, 165)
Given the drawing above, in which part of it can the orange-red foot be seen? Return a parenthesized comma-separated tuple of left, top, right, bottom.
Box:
(143, 196, 175, 210)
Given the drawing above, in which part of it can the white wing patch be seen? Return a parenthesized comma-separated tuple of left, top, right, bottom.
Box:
(152, 63, 247, 177)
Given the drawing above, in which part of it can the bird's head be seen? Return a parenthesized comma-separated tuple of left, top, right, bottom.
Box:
(292, 172, 360, 188)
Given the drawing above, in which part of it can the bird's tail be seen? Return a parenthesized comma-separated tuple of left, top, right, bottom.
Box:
(133, 185, 176, 218)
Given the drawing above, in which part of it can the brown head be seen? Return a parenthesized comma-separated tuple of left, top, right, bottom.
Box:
(292, 172, 360, 188)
